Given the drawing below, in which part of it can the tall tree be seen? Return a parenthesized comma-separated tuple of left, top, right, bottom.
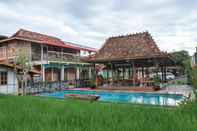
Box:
(14, 49, 31, 95)
(171, 50, 191, 74)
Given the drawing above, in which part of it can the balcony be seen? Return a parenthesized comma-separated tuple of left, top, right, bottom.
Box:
(47, 51, 80, 62)
(0, 47, 16, 61)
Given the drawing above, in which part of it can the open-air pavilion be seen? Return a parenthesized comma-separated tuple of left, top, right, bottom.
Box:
(86, 32, 174, 89)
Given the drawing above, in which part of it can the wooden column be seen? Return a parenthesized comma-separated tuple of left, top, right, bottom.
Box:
(61, 65, 64, 81)
(161, 66, 164, 83)
(76, 66, 80, 80)
(88, 67, 92, 79)
(106, 64, 109, 84)
(123, 66, 125, 80)
(164, 66, 167, 83)
(41, 44, 45, 82)
(132, 61, 135, 86)
(51, 67, 54, 81)
(42, 65, 45, 82)
(111, 63, 114, 85)
(142, 67, 144, 78)
(128, 65, 131, 79)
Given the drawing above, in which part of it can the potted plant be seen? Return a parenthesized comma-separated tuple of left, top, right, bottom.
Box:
(153, 75, 161, 91)
(89, 79, 96, 89)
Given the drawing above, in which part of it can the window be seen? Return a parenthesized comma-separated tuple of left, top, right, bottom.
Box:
(0, 72, 7, 85)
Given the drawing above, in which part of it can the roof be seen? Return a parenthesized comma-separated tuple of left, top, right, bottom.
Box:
(87, 32, 169, 62)
(0, 35, 8, 40)
(64, 41, 97, 52)
(0, 29, 96, 52)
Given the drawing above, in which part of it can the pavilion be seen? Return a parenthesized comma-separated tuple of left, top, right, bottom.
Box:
(86, 32, 174, 88)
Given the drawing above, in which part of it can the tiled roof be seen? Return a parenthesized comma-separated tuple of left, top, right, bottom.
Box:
(88, 32, 167, 62)
(11, 29, 96, 52)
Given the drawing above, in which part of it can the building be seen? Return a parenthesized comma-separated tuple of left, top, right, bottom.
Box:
(0, 62, 40, 94)
(86, 32, 174, 88)
(0, 29, 96, 94)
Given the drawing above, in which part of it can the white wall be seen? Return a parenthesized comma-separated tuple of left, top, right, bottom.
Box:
(0, 66, 18, 94)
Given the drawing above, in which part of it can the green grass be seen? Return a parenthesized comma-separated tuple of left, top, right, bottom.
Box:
(0, 95, 197, 131)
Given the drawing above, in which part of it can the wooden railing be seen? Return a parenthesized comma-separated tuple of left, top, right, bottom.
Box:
(0, 47, 6, 60)
(0, 47, 16, 61)
(48, 51, 80, 62)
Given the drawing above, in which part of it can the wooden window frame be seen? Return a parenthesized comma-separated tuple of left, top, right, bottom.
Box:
(0, 72, 8, 85)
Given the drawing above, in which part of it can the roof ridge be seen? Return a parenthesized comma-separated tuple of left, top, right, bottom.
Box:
(13, 28, 62, 41)
(108, 31, 149, 39)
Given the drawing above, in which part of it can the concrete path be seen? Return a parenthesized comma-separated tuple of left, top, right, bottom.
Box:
(158, 85, 193, 96)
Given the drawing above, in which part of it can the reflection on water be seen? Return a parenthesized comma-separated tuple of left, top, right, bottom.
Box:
(40, 91, 184, 106)
(98, 93, 183, 106)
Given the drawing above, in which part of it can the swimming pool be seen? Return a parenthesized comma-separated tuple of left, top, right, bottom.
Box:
(40, 90, 185, 106)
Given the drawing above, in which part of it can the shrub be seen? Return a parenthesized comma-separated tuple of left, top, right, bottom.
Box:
(192, 67, 197, 89)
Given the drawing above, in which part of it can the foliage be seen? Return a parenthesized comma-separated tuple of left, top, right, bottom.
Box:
(15, 49, 31, 72)
(153, 74, 161, 86)
(171, 50, 190, 66)
(14, 49, 32, 95)
(183, 58, 193, 85)
(0, 95, 197, 131)
(171, 50, 190, 74)
(89, 79, 96, 88)
(192, 67, 197, 89)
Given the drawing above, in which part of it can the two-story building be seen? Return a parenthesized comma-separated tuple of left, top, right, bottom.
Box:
(0, 29, 96, 94)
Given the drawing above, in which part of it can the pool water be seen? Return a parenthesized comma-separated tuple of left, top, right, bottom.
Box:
(40, 90, 185, 106)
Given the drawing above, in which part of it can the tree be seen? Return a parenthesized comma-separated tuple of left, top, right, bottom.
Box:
(171, 50, 191, 74)
(183, 58, 192, 85)
(14, 49, 31, 95)
(192, 67, 197, 89)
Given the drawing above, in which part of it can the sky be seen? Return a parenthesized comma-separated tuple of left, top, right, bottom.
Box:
(0, 0, 197, 55)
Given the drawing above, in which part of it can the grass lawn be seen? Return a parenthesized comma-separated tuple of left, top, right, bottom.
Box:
(0, 95, 197, 131)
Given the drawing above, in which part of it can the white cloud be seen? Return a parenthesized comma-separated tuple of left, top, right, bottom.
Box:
(0, 0, 196, 55)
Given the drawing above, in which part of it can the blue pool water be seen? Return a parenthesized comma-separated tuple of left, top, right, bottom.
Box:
(40, 90, 185, 106)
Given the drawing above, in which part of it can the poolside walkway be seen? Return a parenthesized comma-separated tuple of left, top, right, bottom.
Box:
(158, 85, 193, 96)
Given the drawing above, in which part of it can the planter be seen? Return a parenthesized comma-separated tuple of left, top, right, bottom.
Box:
(153, 86, 160, 91)
(64, 94, 100, 102)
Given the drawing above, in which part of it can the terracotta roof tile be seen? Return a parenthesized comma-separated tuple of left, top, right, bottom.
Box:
(89, 32, 167, 62)
(11, 29, 96, 52)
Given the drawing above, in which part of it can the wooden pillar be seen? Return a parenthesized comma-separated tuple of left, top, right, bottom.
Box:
(88, 67, 92, 79)
(106, 64, 109, 84)
(132, 61, 135, 86)
(142, 67, 144, 78)
(41, 44, 44, 82)
(61, 65, 64, 81)
(128, 65, 131, 79)
(76, 66, 80, 80)
(93, 63, 96, 79)
(164, 66, 167, 83)
(42, 65, 45, 82)
(161, 66, 164, 83)
(123, 66, 125, 80)
(111, 63, 114, 84)
(51, 67, 54, 81)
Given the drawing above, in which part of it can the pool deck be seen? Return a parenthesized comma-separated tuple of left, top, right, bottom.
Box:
(158, 85, 193, 97)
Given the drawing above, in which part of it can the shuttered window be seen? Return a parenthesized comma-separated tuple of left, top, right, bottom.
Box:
(0, 72, 7, 85)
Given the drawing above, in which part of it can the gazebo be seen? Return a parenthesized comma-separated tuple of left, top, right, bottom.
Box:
(86, 32, 174, 88)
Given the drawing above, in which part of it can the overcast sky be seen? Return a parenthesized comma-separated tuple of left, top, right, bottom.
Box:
(0, 0, 196, 55)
